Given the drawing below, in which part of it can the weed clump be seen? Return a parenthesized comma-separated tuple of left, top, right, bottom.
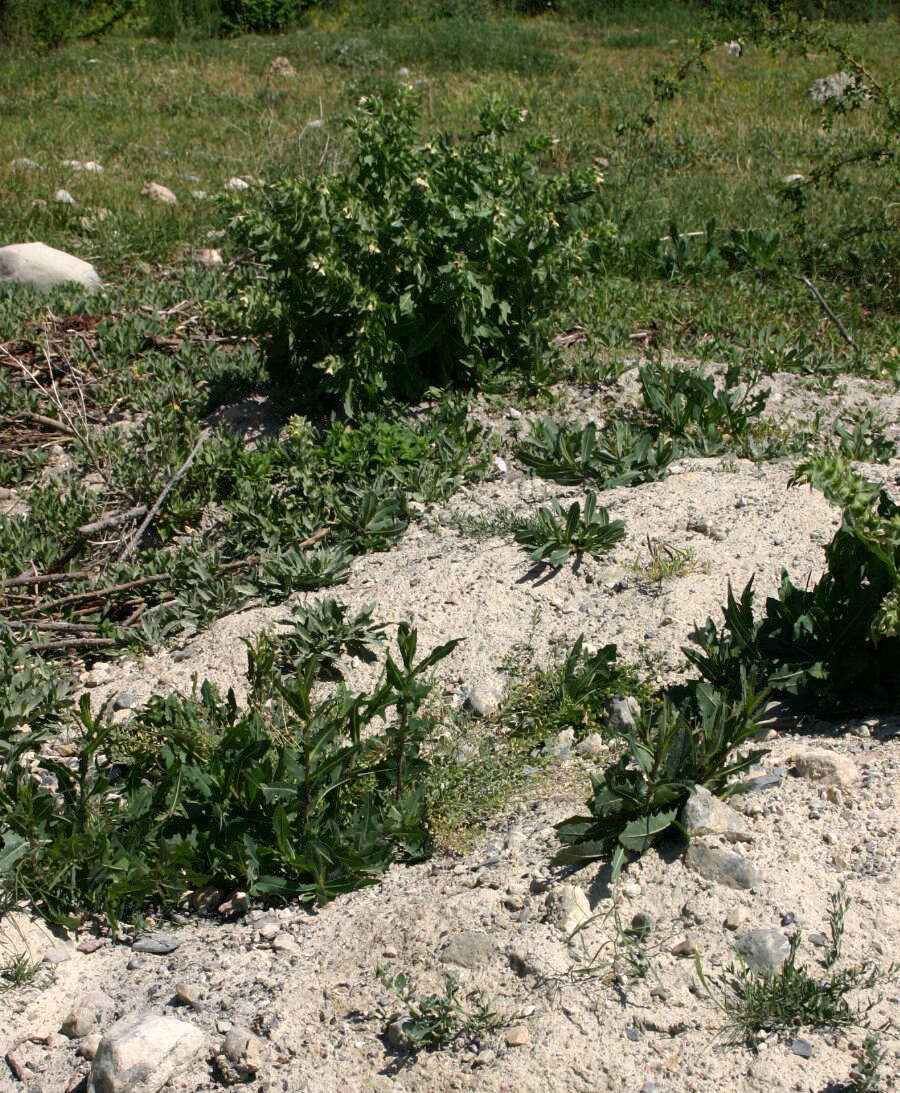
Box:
(221, 89, 601, 413)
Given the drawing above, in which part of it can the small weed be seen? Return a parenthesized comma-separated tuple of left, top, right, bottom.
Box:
(377, 966, 508, 1052)
(0, 952, 55, 992)
(697, 932, 888, 1043)
(515, 492, 625, 568)
(631, 536, 703, 584)
(848, 1032, 887, 1093)
(835, 410, 896, 464)
(442, 505, 527, 541)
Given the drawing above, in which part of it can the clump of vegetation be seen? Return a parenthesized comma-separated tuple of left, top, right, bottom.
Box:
(514, 492, 626, 568)
(687, 453, 900, 712)
(631, 536, 702, 585)
(515, 420, 674, 488)
(0, 623, 458, 924)
(554, 677, 767, 877)
(222, 89, 601, 413)
(698, 887, 891, 1044)
(377, 966, 508, 1052)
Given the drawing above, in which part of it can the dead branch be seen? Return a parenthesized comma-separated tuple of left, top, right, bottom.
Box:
(118, 429, 210, 562)
(77, 505, 148, 538)
(18, 573, 168, 618)
(793, 274, 857, 348)
(0, 570, 93, 591)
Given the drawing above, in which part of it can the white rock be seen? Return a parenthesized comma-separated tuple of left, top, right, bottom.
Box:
(546, 884, 591, 935)
(682, 785, 752, 843)
(606, 695, 640, 734)
(55, 188, 76, 205)
(11, 157, 41, 169)
(141, 182, 177, 205)
(225, 176, 249, 191)
(792, 750, 859, 791)
(464, 681, 503, 718)
(87, 1012, 205, 1093)
(62, 159, 104, 174)
(267, 55, 296, 78)
(192, 247, 222, 266)
(574, 732, 605, 760)
(0, 242, 101, 292)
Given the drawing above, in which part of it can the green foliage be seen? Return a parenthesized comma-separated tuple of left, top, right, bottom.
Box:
(0, 624, 458, 924)
(246, 598, 385, 688)
(699, 926, 886, 1042)
(638, 361, 769, 454)
(834, 409, 896, 463)
(554, 678, 767, 877)
(848, 1033, 887, 1093)
(377, 966, 507, 1052)
(515, 419, 674, 488)
(515, 492, 626, 568)
(0, 631, 72, 735)
(0, 952, 55, 991)
(0, 0, 126, 48)
(686, 454, 900, 711)
(221, 89, 600, 413)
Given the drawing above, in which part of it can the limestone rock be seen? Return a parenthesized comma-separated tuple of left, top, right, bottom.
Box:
(809, 71, 861, 103)
(792, 750, 859, 791)
(682, 785, 752, 843)
(87, 1012, 205, 1093)
(736, 929, 791, 973)
(0, 242, 101, 293)
(267, 55, 296, 78)
(685, 842, 761, 890)
(574, 732, 605, 760)
(546, 883, 591, 935)
(606, 695, 640, 734)
(214, 1024, 264, 1083)
(440, 930, 495, 969)
(141, 182, 177, 205)
(464, 682, 502, 718)
(55, 188, 76, 204)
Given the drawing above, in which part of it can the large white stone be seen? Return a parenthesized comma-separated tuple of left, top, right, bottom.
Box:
(0, 242, 101, 292)
(87, 1012, 205, 1093)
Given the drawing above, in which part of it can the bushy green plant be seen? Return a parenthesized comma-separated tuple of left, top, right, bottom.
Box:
(638, 361, 769, 454)
(515, 419, 674, 487)
(0, 625, 458, 924)
(515, 492, 626, 567)
(0, 631, 72, 734)
(221, 89, 600, 413)
(554, 678, 767, 877)
(686, 454, 900, 712)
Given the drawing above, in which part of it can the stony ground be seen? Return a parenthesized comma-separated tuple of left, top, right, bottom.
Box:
(1, 368, 898, 1093)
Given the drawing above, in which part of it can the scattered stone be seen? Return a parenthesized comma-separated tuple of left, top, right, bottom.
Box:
(87, 1012, 205, 1093)
(505, 1026, 530, 1047)
(215, 1024, 264, 1083)
(630, 911, 655, 936)
(551, 727, 575, 759)
(62, 1008, 97, 1038)
(62, 159, 104, 173)
(142, 182, 177, 205)
(441, 931, 495, 969)
(218, 891, 249, 916)
(132, 932, 181, 955)
(272, 932, 300, 956)
(11, 156, 41, 169)
(686, 843, 761, 890)
(671, 935, 699, 957)
(574, 732, 605, 760)
(622, 882, 642, 900)
(682, 785, 752, 844)
(724, 909, 744, 931)
(127, 955, 144, 971)
(258, 922, 280, 942)
(809, 71, 861, 103)
(744, 767, 786, 793)
(43, 944, 74, 964)
(464, 682, 502, 718)
(225, 177, 250, 191)
(192, 247, 222, 266)
(790, 1037, 814, 1059)
(808, 933, 829, 948)
(792, 750, 859, 791)
(736, 929, 791, 973)
(386, 1017, 409, 1049)
(267, 55, 296, 78)
(112, 691, 138, 711)
(174, 982, 203, 1007)
(625, 1026, 642, 1041)
(172, 643, 198, 663)
(55, 188, 76, 204)
(545, 884, 591, 935)
(79, 1033, 102, 1060)
(650, 986, 669, 1001)
(606, 695, 640, 733)
(0, 242, 101, 292)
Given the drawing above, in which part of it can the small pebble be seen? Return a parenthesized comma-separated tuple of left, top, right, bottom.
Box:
(505, 1026, 530, 1047)
(790, 1038, 813, 1059)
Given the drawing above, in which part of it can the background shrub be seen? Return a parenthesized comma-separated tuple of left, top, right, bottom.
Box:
(221, 89, 601, 414)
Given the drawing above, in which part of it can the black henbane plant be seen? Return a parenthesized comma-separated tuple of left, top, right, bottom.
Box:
(220, 88, 601, 413)
(515, 491, 625, 567)
(515, 419, 674, 488)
